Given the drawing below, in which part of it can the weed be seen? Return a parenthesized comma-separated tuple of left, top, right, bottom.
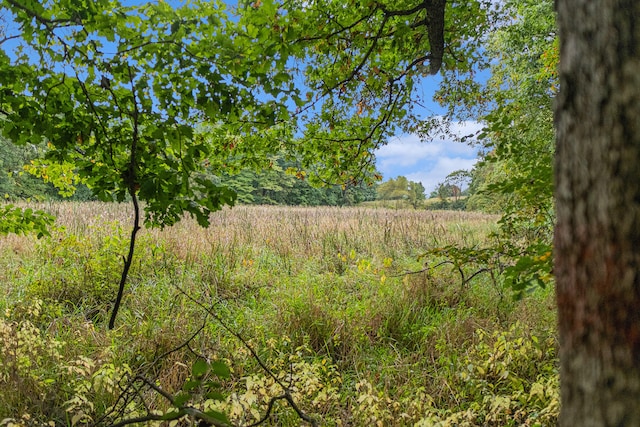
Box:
(0, 203, 557, 425)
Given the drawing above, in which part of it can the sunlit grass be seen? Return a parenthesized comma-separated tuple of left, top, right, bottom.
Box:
(0, 202, 557, 426)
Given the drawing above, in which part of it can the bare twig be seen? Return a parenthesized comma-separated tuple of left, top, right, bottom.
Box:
(294, 8, 380, 43)
(393, 260, 492, 289)
(94, 315, 212, 426)
(106, 376, 233, 427)
(0, 34, 20, 45)
(246, 394, 288, 427)
(175, 287, 319, 426)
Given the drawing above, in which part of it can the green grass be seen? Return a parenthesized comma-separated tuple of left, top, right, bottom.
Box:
(0, 203, 558, 426)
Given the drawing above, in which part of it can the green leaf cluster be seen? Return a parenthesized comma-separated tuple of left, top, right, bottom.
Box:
(433, 0, 557, 293)
(0, 0, 304, 229)
(470, 0, 556, 227)
(159, 359, 231, 424)
(0, 204, 54, 238)
(241, 0, 495, 184)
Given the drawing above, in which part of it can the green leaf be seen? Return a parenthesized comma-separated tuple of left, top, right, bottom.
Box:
(0, 205, 55, 237)
(173, 392, 191, 407)
(192, 359, 209, 378)
(205, 390, 225, 401)
(182, 379, 201, 392)
(204, 409, 231, 425)
(210, 360, 230, 379)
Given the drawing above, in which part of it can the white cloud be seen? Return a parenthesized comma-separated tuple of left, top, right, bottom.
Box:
(376, 136, 438, 168)
(447, 120, 485, 140)
(405, 157, 478, 194)
(375, 119, 483, 193)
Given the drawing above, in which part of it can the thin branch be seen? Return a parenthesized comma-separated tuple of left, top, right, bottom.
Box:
(391, 54, 432, 83)
(178, 290, 280, 385)
(137, 375, 177, 404)
(115, 39, 183, 56)
(4, 0, 80, 25)
(379, 1, 429, 18)
(294, 8, 380, 43)
(152, 318, 209, 364)
(246, 394, 288, 427)
(296, 0, 425, 46)
(392, 259, 492, 289)
(43, 75, 67, 110)
(108, 413, 174, 427)
(175, 287, 319, 426)
(111, 376, 231, 427)
(106, 356, 233, 427)
(108, 65, 141, 330)
(463, 268, 490, 286)
(391, 267, 430, 278)
(94, 316, 211, 426)
(322, 14, 389, 95)
(73, 71, 117, 150)
(0, 34, 20, 45)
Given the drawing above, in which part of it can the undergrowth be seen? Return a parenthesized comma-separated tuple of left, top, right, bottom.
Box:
(0, 203, 558, 426)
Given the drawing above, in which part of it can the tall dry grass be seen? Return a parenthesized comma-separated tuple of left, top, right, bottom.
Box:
(0, 202, 558, 426)
(23, 202, 497, 257)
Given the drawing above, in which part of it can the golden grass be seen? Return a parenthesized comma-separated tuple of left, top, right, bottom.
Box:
(0, 202, 559, 426)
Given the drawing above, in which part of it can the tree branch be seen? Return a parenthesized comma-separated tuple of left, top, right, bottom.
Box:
(379, 0, 429, 18)
(0, 34, 20, 45)
(108, 65, 142, 330)
(175, 287, 319, 427)
(4, 0, 80, 25)
(109, 376, 231, 427)
(321, 14, 390, 95)
(295, 7, 380, 43)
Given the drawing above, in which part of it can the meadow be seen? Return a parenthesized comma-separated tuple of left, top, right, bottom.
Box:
(0, 203, 558, 426)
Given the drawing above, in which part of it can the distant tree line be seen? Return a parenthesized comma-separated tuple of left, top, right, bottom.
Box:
(2, 137, 481, 211)
(0, 141, 377, 206)
(219, 158, 378, 206)
(373, 171, 475, 211)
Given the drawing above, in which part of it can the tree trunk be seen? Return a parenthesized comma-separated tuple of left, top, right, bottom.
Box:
(554, 1, 640, 425)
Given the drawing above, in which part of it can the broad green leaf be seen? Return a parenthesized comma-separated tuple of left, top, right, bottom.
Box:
(204, 409, 231, 425)
(173, 392, 191, 407)
(210, 360, 230, 379)
(192, 359, 209, 378)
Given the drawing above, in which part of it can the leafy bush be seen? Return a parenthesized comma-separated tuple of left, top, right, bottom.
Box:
(23, 223, 168, 311)
(0, 299, 131, 425)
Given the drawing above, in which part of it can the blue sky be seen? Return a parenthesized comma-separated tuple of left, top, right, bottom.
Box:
(376, 121, 482, 194)
(374, 79, 482, 194)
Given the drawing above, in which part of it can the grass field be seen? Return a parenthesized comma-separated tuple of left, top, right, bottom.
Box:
(0, 203, 558, 426)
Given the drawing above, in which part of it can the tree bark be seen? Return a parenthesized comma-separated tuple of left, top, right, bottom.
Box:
(555, 1, 640, 425)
